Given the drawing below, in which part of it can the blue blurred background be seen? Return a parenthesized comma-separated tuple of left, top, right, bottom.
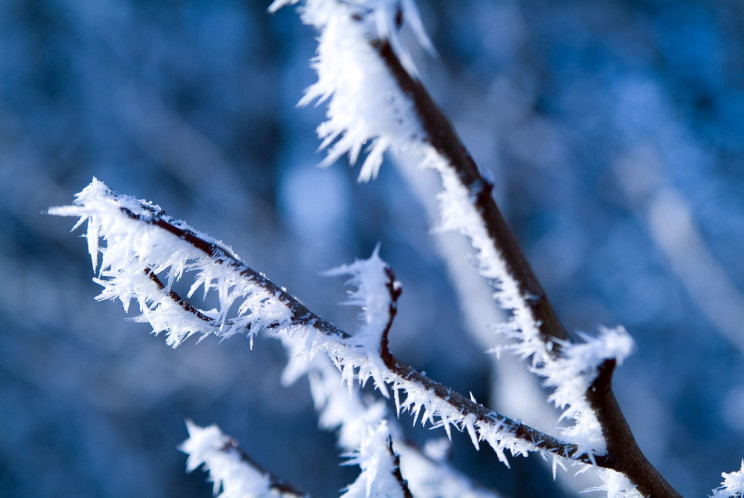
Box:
(1, 0, 744, 496)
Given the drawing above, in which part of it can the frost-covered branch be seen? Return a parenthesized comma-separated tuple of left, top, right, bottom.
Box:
(180, 421, 306, 498)
(52, 180, 586, 467)
(50, 178, 345, 347)
(269, 0, 683, 495)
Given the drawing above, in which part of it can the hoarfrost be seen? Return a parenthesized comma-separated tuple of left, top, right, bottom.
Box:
(180, 421, 276, 498)
(711, 460, 744, 498)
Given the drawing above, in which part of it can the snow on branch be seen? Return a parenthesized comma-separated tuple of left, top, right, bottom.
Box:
(263, 0, 603, 451)
(267, 0, 599, 430)
(435, 150, 637, 456)
(180, 421, 306, 498)
(267, 0, 565, 360)
(582, 469, 639, 498)
(492, 324, 635, 458)
(55, 175, 499, 497)
(323, 245, 402, 367)
(51, 179, 584, 470)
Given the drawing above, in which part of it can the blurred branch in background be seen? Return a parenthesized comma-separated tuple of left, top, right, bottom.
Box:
(616, 148, 744, 355)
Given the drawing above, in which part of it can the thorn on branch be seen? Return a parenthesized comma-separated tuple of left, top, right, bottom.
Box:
(471, 177, 494, 204)
(589, 359, 616, 397)
(381, 265, 402, 358)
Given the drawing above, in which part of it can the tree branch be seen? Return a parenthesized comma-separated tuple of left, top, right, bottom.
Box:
(119, 205, 348, 340)
(588, 360, 681, 497)
(129, 205, 580, 461)
(368, 33, 680, 498)
(372, 39, 568, 349)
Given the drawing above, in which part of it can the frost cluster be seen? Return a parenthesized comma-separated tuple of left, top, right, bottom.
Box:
(324, 246, 395, 358)
(270, 0, 432, 182)
(281, 336, 501, 498)
(340, 421, 405, 498)
(583, 468, 641, 498)
(711, 461, 744, 498)
(420, 148, 635, 458)
(180, 422, 280, 498)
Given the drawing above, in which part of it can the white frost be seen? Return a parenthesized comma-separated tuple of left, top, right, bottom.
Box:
(324, 245, 392, 350)
(49, 178, 292, 347)
(582, 468, 642, 498)
(341, 421, 405, 498)
(537, 327, 635, 457)
(271, 0, 638, 462)
(272, 2, 636, 457)
(711, 460, 744, 498)
(53, 179, 566, 491)
(281, 338, 502, 498)
(272, 0, 432, 182)
(426, 146, 637, 457)
(179, 421, 276, 498)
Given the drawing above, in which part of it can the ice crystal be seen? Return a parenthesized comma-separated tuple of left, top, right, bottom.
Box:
(711, 460, 744, 498)
(341, 421, 405, 498)
(582, 468, 641, 498)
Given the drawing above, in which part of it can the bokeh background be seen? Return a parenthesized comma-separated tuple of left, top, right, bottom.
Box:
(2, 0, 744, 496)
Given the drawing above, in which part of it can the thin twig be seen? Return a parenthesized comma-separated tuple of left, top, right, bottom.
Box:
(143, 268, 213, 323)
(120, 206, 349, 340)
